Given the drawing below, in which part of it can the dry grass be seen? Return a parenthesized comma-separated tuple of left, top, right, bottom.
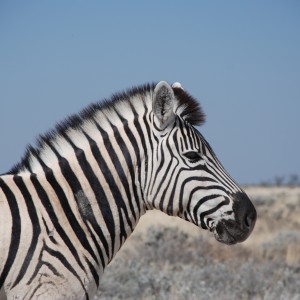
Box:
(95, 187, 300, 300)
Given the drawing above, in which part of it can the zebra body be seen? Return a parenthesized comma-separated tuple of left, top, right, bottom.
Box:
(0, 81, 256, 299)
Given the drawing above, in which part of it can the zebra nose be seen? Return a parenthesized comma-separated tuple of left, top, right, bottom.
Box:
(233, 192, 257, 231)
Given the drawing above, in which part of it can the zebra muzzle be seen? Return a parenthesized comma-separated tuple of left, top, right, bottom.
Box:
(214, 192, 257, 245)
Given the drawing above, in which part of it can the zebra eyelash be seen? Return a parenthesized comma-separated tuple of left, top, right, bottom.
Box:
(182, 151, 202, 163)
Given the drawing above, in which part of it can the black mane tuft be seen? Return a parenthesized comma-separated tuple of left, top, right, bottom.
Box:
(173, 87, 206, 126)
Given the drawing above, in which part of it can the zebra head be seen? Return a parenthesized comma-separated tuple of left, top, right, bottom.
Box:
(147, 81, 256, 245)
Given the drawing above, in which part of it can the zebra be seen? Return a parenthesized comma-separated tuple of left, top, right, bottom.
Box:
(0, 81, 256, 299)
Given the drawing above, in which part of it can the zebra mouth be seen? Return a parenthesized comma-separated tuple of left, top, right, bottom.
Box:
(208, 225, 234, 244)
(212, 220, 252, 245)
(208, 225, 216, 233)
(213, 226, 238, 245)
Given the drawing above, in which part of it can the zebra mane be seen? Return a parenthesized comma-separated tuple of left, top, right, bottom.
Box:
(172, 86, 206, 126)
(8, 82, 205, 174)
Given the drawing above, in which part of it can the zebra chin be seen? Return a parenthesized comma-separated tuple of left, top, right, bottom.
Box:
(212, 192, 257, 245)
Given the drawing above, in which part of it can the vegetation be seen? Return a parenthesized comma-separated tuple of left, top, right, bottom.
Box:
(258, 174, 300, 187)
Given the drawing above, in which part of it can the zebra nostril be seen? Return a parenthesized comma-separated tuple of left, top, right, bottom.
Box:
(244, 213, 255, 229)
(232, 192, 257, 231)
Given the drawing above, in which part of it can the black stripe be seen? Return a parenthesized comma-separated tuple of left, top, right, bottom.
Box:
(160, 136, 181, 214)
(150, 142, 166, 196)
(85, 257, 100, 288)
(182, 179, 226, 215)
(193, 194, 222, 227)
(129, 102, 150, 200)
(197, 132, 238, 191)
(0, 178, 21, 289)
(152, 121, 179, 209)
(42, 142, 101, 264)
(172, 128, 181, 156)
(11, 175, 41, 288)
(110, 124, 141, 213)
(202, 156, 236, 191)
(89, 124, 131, 243)
(142, 104, 154, 194)
(157, 128, 185, 213)
(178, 120, 189, 150)
(199, 198, 230, 228)
(194, 132, 206, 156)
(29, 172, 88, 271)
(98, 120, 138, 220)
(41, 217, 57, 244)
(143, 114, 159, 199)
(185, 124, 195, 149)
(114, 107, 147, 204)
(162, 163, 179, 215)
(189, 124, 199, 149)
(28, 242, 89, 300)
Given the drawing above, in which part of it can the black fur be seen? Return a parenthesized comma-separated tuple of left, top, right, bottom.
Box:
(173, 87, 206, 126)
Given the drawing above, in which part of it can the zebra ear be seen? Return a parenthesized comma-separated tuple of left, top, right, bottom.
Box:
(153, 81, 175, 129)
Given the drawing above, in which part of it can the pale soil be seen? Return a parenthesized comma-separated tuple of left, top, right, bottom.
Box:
(96, 187, 300, 300)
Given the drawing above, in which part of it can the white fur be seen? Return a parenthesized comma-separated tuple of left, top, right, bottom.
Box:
(172, 82, 183, 89)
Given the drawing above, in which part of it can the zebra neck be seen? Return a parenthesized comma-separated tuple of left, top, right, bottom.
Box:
(7, 93, 153, 270)
(45, 131, 145, 242)
(25, 106, 149, 255)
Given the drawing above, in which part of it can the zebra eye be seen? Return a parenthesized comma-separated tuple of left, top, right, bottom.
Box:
(183, 151, 201, 163)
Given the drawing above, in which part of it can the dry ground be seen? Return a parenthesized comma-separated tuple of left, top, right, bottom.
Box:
(95, 187, 300, 300)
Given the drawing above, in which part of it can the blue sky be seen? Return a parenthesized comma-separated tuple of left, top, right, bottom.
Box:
(1, 1, 299, 184)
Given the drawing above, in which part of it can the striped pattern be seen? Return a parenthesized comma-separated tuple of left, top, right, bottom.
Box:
(0, 81, 256, 299)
